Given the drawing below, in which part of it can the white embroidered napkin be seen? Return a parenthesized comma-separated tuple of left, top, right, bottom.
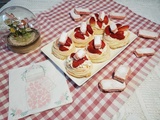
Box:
(112, 62, 160, 120)
(8, 60, 73, 120)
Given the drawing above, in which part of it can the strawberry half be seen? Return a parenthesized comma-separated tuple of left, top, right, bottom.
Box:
(87, 44, 102, 54)
(95, 13, 99, 20)
(87, 25, 93, 34)
(97, 20, 103, 28)
(59, 45, 69, 51)
(75, 32, 85, 39)
(104, 26, 111, 35)
(71, 55, 88, 68)
(74, 27, 80, 32)
(85, 31, 89, 37)
(110, 31, 125, 40)
(87, 40, 106, 54)
(103, 16, 109, 25)
(64, 37, 72, 46)
(116, 24, 122, 28)
(118, 25, 129, 31)
(89, 17, 95, 26)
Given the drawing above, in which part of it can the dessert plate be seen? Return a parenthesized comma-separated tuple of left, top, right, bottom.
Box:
(41, 31, 137, 86)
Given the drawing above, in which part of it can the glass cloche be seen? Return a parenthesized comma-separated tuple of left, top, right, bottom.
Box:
(0, 6, 40, 54)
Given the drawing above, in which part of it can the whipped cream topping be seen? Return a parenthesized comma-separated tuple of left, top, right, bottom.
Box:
(66, 55, 92, 69)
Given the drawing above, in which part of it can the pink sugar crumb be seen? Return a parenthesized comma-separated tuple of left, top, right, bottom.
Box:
(114, 65, 130, 82)
(27, 80, 51, 109)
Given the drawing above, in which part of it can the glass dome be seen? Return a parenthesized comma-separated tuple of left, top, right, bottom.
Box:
(0, 6, 40, 54)
(0, 6, 36, 31)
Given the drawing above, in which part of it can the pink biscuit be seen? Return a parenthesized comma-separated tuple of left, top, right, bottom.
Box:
(94, 36, 102, 49)
(98, 79, 126, 93)
(113, 65, 131, 83)
(98, 11, 105, 21)
(59, 32, 68, 45)
(69, 8, 82, 21)
(80, 22, 87, 34)
(74, 7, 90, 15)
(74, 49, 86, 60)
(134, 47, 155, 57)
(110, 22, 118, 33)
(138, 29, 159, 40)
(110, 11, 126, 20)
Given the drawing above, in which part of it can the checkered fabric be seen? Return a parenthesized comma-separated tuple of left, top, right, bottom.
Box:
(0, 0, 160, 119)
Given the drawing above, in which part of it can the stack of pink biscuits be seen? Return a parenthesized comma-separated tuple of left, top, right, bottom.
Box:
(98, 65, 131, 93)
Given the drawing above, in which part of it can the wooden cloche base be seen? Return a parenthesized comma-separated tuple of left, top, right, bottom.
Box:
(7, 29, 41, 54)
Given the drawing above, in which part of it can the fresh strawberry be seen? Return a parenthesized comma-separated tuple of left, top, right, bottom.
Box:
(101, 41, 105, 49)
(87, 44, 102, 54)
(89, 17, 95, 26)
(70, 53, 75, 58)
(103, 16, 109, 25)
(72, 56, 88, 68)
(104, 26, 111, 35)
(85, 31, 89, 36)
(74, 27, 80, 32)
(59, 45, 69, 51)
(87, 40, 106, 54)
(110, 31, 125, 40)
(64, 37, 72, 46)
(74, 32, 85, 39)
(95, 13, 99, 20)
(97, 20, 103, 28)
(116, 24, 122, 28)
(87, 25, 93, 34)
(118, 25, 129, 31)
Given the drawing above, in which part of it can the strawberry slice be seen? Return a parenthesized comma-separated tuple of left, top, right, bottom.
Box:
(95, 13, 99, 20)
(116, 24, 122, 28)
(89, 40, 106, 49)
(89, 17, 95, 26)
(64, 37, 72, 46)
(110, 31, 125, 40)
(103, 16, 109, 25)
(87, 40, 106, 54)
(97, 20, 103, 28)
(101, 41, 105, 49)
(87, 44, 102, 54)
(74, 27, 80, 32)
(72, 57, 87, 68)
(75, 32, 85, 39)
(87, 25, 93, 34)
(85, 31, 89, 36)
(104, 26, 111, 35)
(118, 25, 129, 31)
(71, 53, 88, 68)
(59, 45, 69, 51)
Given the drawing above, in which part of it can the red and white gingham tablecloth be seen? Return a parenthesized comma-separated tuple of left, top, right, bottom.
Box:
(0, 0, 160, 119)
